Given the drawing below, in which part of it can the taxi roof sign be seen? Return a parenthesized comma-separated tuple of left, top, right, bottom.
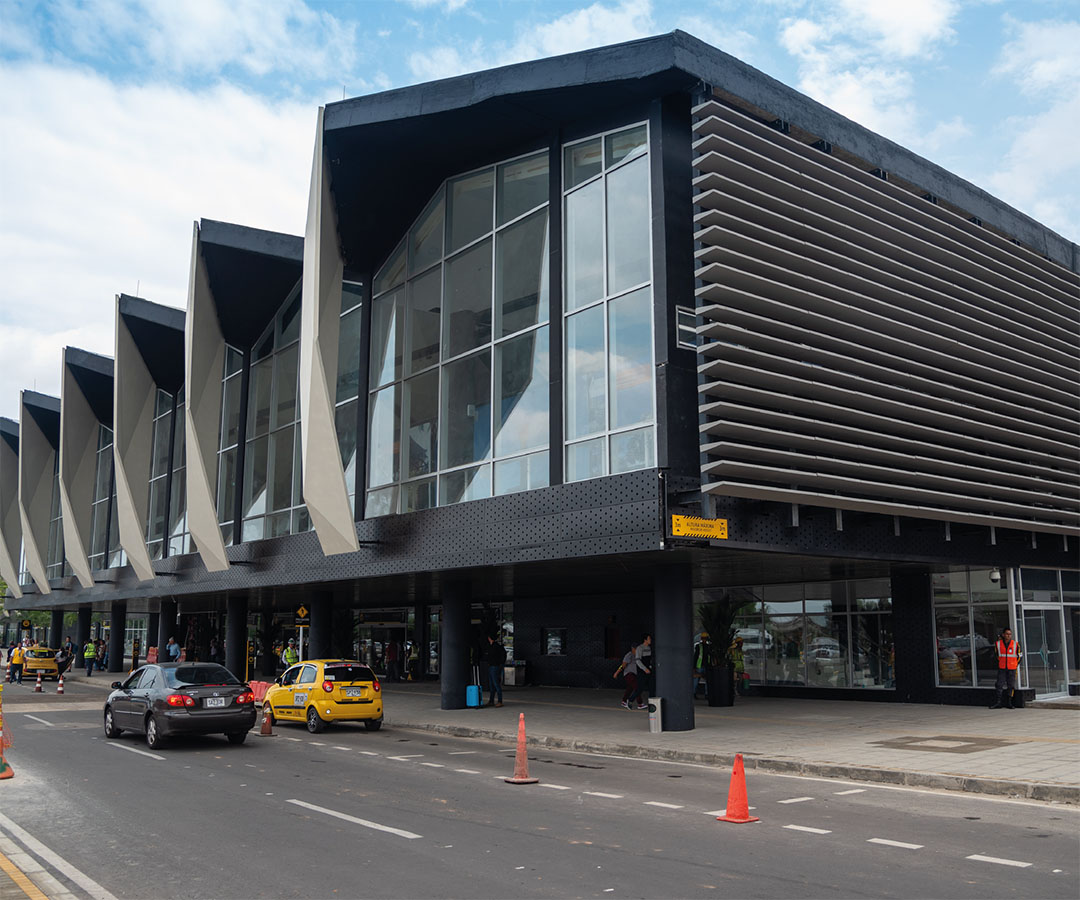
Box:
(671, 514, 728, 540)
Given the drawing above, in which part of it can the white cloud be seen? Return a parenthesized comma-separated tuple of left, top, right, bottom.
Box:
(398, 0, 470, 11)
(832, 0, 957, 58)
(673, 16, 757, 63)
(920, 115, 972, 152)
(0, 62, 315, 420)
(994, 16, 1080, 96)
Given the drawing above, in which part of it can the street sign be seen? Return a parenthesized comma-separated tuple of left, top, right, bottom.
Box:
(294, 605, 310, 627)
(671, 514, 728, 540)
(20, 620, 31, 630)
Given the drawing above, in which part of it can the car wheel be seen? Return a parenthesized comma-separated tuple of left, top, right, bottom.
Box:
(364, 718, 382, 732)
(306, 706, 326, 734)
(226, 731, 248, 745)
(145, 715, 166, 750)
(104, 707, 122, 738)
(262, 702, 276, 725)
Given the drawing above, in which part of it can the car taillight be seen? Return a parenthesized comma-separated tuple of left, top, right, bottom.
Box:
(373, 681, 381, 692)
(235, 692, 254, 704)
(166, 694, 195, 707)
(322, 681, 334, 693)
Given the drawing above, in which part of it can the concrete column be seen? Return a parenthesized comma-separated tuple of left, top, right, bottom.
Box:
(49, 609, 65, 649)
(147, 612, 159, 657)
(225, 595, 247, 677)
(891, 567, 934, 703)
(308, 593, 332, 660)
(76, 607, 92, 649)
(440, 582, 470, 710)
(108, 601, 127, 673)
(654, 563, 695, 732)
(259, 598, 277, 676)
(412, 604, 424, 680)
(158, 598, 177, 660)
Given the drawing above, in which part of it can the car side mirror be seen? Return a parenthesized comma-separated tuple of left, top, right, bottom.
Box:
(275, 676, 283, 685)
(111, 681, 122, 689)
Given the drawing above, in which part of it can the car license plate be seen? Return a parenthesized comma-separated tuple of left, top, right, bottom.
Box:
(344, 688, 363, 697)
(204, 697, 226, 708)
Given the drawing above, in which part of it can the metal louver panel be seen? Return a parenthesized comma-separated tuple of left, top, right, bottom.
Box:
(693, 99, 1080, 537)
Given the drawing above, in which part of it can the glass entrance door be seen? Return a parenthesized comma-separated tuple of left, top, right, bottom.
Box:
(1022, 607, 1068, 697)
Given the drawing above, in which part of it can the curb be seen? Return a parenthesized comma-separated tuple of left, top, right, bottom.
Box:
(384, 716, 1080, 806)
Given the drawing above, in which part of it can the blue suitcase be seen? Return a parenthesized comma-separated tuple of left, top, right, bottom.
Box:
(466, 665, 482, 708)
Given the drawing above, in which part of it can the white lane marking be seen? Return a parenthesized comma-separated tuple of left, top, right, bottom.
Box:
(448, 751, 477, 755)
(703, 810, 728, 816)
(966, 854, 1032, 868)
(387, 754, 424, 760)
(868, 838, 923, 850)
(23, 714, 54, 727)
(784, 825, 831, 835)
(778, 797, 814, 804)
(359, 750, 379, 756)
(107, 743, 165, 761)
(0, 811, 119, 900)
(309, 741, 326, 746)
(454, 769, 481, 774)
(0, 833, 76, 900)
(835, 789, 866, 796)
(286, 799, 421, 840)
(333, 746, 351, 751)
(644, 801, 683, 809)
(583, 792, 623, 799)
(284, 737, 302, 742)
(421, 763, 445, 768)
(540, 784, 570, 790)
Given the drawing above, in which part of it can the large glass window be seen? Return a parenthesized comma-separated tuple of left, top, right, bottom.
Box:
(45, 456, 69, 579)
(146, 389, 188, 561)
(932, 568, 1012, 688)
(563, 124, 655, 481)
(366, 149, 550, 516)
(337, 281, 364, 512)
(216, 346, 243, 547)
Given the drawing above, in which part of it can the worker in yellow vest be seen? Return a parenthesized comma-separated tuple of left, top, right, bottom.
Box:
(989, 627, 1022, 709)
(8, 644, 25, 684)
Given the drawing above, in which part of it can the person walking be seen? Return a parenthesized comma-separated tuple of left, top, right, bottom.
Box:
(82, 639, 96, 677)
(483, 634, 506, 707)
(628, 634, 652, 709)
(990, 627, 1022, 709)
(731, 636, 748, 696)
(385, 639, 400, 683)
(9, 642, 24, 684)
(166, 636, 181, 663)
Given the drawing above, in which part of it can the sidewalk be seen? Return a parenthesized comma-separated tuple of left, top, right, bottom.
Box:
(377, 682, 1080, 805)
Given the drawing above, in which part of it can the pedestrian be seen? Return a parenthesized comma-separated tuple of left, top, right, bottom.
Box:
(989, 627, 1022, 709)
(385, 638, 400, 682)
(730, 636, 748, 696)
(628, 634, 652, 709)
(9, 642, 24, 684)
(83, 638, 96, 677)
(281, 638, 298, 668)
(208, 638, 220, 664)
(693, 632, 709, 699)
(614, 640, 642, 709)
(483, 634, 506, 707)
(166, 636, 181, 663)
(95, 639, 105, 671)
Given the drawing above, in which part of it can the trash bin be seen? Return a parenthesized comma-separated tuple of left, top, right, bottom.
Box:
(648, 697, 662, 733)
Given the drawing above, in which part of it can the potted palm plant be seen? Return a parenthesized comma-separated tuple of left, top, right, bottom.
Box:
(698, 593, 754, 707)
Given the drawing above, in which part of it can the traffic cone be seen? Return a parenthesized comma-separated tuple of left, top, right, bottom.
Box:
(33, 671, 42, 693)
(504, 712, 538, 784)
(0, 698, 12, 780)
(259, 704, 274, 736)
(3, 664, 10, 683)
(56, 674, 64, 695)
(716, 753, 759, 823)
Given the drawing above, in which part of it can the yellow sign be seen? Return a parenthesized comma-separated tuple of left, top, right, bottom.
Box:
(296, 606, 308, 619)
(671, 515, 728, 539)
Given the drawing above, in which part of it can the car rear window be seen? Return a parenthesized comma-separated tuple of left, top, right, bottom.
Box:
(165, 665, 241, 687)
(28, 649, 54, 658)
(323, 664, 375, 683)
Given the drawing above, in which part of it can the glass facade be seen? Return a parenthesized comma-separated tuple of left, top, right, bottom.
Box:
(145, 388, 189, 560)
(217, 344, 244, 546)
(337, 282, 364, 513)
(88, 424, 123, 569)
(932, 568, 1012, 688)
(366, 149, 550, 516)
(563, 124, 654, 480)
(45, 457, 68, 579)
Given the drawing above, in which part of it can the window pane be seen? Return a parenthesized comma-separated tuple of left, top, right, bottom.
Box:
(440, 464, 490, 505)
(266, 511, 291, 539)
(90, 502, 108, 557)
(272, 343, 299, 429)
(565, 305, 605, 439)
(850, 613, 893, 689)
(367, 385, 400, 488)
(369, 289, 403, 388)
(336, 307, 362, 403)
(402, 478, 436, 512)
(292, 423, 304, 508)
(494, 451, 549, 496)
(406, 268, 441, 374)
(335, 399, 358, 499)
(155, 389, 173, 417)
(225, 346, 243, 378)
(564, 139, 602, 190)
(147, 479, 166, 542)
(168, 469, 186, 540)
(404, 371, 438, 478)
(374, 242, 406, 295)
(610, 426, 654, 474)
(497, 152, 548, 226)
(935, 606, 973, 686)
(972, 605, 1010, 686)
(565, 437, 605, 482)
(443, 238, 492, 358)
(440, 350, 491, 469)
(94, 448, 113, 502)
(269, 426, 294, 512)
(341, 280, 364, 314)
(564, 179, 603, 310)
(765, 617, 804, 685)
(410, 190, 444, 275)
(247, 358, 273, 438)
(606, 155, 650, 295)
(172, 410, 185, 470)
(217, 448, 237, 524)
(447, 169, 493, 253)
(242, 517, 264, 542)
(279, 291, 301, 346)
(806, 614, 850, 687)
(242, 436, 269, 520)
(494, 327, 548, 456)
(608, 286, 653, 429)
(365, 485, 398, 518)
(495, 209, 548, 337)
(151, 416, 171, 478)
(605, 125, 647, 168)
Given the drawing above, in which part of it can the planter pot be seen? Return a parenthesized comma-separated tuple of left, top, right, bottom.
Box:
(706, 663, 735, 707)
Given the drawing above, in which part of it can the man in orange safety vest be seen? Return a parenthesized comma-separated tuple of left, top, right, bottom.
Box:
(989, 627, 1022, 709)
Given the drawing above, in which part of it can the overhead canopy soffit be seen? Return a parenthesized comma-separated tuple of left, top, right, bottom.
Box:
(119, 294, 186, 395)
(23, 392, 60, 448)
(65, 348, 114, 424)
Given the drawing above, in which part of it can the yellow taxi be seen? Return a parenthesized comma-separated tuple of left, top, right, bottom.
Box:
(22, 648, 60, 681)
(263, 659, 383, 734)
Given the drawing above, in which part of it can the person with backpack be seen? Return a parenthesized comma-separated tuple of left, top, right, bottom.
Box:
(483, 634, 506, 707)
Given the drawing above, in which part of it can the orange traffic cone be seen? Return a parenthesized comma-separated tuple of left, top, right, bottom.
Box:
(259, 704, 274, 736)
(716, 753, 759, 823)
(33, 671, 42, 693)
(56, 674, 65, 695)
(0, 696, 12, 780)
(504, 712, 538, 784)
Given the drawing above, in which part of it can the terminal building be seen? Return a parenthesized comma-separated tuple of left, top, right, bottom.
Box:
(1, 32, 1077, 729)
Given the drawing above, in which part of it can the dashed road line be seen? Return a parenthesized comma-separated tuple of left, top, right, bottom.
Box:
(286, 799, 422, 840)
(309, 741, 326, 746)
(778, 797, 814, 804)
(784, 825, 831, 835)
(107, 743, 165, 761)
(540, 784, 570, 790)
(284, 737, 302, 742)
(454, 768, 481, 774)
(966, 854, 1032, 868)
(868, 838, 923, 850)
(583, 792, 623, 799)
(835, 789, 866, 795)
(421, 762, 445, 768)
(359, 750, 379, 756)
(448, 751, 477, 755)
(22, 715, 53, 727)
(333, 746, 351, 751)
(644, 801, 683, 809)
(387, 754, 424, 760)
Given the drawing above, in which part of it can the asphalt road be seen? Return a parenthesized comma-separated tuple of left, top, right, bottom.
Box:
(0, 685, 1077, 900)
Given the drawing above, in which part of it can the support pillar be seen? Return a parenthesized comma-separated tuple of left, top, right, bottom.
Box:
(654, 563, 695, 731)
(411, 603, 424, 681)
(225, 595, 248, 677)
(259, 597, 276, 676)
(49, 609, 65, 649)
(147, 612, 159, 659)
(440, 581, 470, 710)
(308, 593, 332, 660)
(76, 606, 92, 650)
(158, 598, 177, 661)
(108, 601, 127, 673)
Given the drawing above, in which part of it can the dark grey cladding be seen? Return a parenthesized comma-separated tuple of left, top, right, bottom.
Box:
(118, 294, 185, 394)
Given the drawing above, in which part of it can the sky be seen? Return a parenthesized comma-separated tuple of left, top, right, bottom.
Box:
(1, 0, 1077, 422)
